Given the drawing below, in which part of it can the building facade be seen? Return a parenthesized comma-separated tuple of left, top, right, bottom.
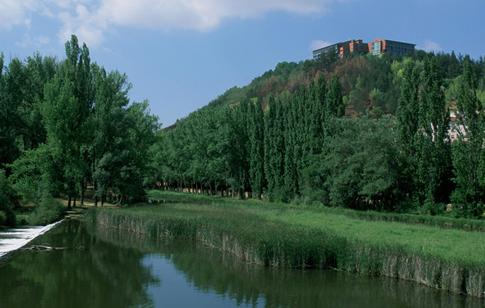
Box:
(313, 38, 415, 59)
(313, 39, 369, 60)
(368, 39, 415, 57)
(312, 41, 345, 59)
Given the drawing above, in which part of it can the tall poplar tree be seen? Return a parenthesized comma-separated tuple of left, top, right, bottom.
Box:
(396, 60, 421, 201)
(452, 57, 484, 216)
(325, 76, 345, 118)
(42, 35, 93, 207)
(0, 54, 20, 168)
(416, 57, 452, 209)
(248, 100, 265, 198)
(264, 96, 276, 198)
(283, 97, 298, 201)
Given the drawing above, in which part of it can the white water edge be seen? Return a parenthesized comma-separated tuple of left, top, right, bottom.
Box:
(0, 220, 63, 259)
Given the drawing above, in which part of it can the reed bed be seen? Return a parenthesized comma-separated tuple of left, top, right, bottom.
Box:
(90, 191, 485, 297)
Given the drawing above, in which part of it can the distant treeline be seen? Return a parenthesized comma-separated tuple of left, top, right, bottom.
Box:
(0, 35, 158, 226)
(151, 51, 485, 218)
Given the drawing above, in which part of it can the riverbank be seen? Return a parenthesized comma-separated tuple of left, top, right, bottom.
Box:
(91, 190, 485, 298)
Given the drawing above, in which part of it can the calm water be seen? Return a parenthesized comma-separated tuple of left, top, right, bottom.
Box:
(0, 219, 482, 308)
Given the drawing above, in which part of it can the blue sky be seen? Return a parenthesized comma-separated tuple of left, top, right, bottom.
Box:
(0, 0, 484, 126)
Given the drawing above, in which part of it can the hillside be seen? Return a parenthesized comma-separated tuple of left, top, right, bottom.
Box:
(150, 50, 485, 218)
(177, 50, 476, 122)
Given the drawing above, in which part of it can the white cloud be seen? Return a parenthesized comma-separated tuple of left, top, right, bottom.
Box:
(66, 0, 338, 46)
(0, 0, 36, 29)
(0, 0, 340, 47)
(57, 3, 106, 47)
(95, 0, 329, 31)
(420, 40, 442, 52)
(310, 39, 332, 51)
(16, 33, 51, 48)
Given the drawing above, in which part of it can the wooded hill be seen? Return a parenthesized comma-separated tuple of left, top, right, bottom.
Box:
(151, 50, 485, 218)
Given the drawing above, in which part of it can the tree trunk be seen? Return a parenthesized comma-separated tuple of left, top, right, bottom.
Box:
(68, 196, 72, 208)
(80, 178, 85, 206)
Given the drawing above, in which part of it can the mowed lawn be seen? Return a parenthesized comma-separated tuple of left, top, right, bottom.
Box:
(119, 190, 485, 267)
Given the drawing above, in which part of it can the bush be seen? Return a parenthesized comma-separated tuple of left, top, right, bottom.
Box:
(0, 170, 17, 226)
(27, 196, 64, 225)
(310, 117, 405, 211)
(8, 145, 57, 206)
(15, 214, 29, 226)
(0, 211, 6, 226)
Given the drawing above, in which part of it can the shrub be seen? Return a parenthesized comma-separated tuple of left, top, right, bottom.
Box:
(0, 170, 17, 226)
(8, 145, 57, 206)
(0, 211, 6, 226)
(27, 196, 64, 225)
(15, 214, 29, 226)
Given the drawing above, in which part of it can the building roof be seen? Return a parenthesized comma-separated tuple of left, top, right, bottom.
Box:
(373, 38, 416, 47)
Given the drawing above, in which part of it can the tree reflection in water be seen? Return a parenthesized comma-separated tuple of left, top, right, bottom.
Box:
(96, 223, 483, 308)
(0, 220, 157, 308)
(0, 219, 482, 308)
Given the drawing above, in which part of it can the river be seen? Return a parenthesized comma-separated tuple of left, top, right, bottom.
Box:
(0, 219, 482, 308)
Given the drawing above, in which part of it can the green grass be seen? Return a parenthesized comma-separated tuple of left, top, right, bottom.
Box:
(147, 190, 485, 232)
(92, 190, 485, 297)
(141, 191, 485, 265)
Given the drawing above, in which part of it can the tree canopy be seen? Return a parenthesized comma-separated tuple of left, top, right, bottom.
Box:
(0, 35, 159, 225)
(151, 51, 485, 218)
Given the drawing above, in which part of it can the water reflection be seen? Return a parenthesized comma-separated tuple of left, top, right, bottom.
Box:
(0, 219, 483, 308)
(0, 220, 156, 308)
(95, 221, 484, 308)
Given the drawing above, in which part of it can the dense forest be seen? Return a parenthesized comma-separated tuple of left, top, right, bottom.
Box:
(2, 35, 485, 227)
(150, 51, 485, 218)
(0, 35, 158, 226)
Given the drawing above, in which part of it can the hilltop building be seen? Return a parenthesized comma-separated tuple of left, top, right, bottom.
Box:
(313, 38, 415, 59)
(369, 39, 416, 57)
(312, 39, 368, 59)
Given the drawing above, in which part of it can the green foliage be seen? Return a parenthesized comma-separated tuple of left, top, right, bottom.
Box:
(0, 56, 19, 168)
(227, 100, 251, 197)
(90, 67, 158, 204)
(9, 144, 58, 205)
(248, 100, 265, 198)
(0, 35, 159, 223)
(42, 35, 94, 204)
(0, 52, 56, 170)
(152, 51, 485, 218)
(396, 56, 454, 213)
(339, 55, 398, 115)
(396, 59, 420, 158)
(0, 211, 6, 226)
(416, 57, 452, 206)
(325, 76, 345, 117)
(27, 196, 64, 225)
(2, 36, 485, 221)
(313, 117, 405, 211)
(0, 170, 17, 226)
(450, 57, 485, 217)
